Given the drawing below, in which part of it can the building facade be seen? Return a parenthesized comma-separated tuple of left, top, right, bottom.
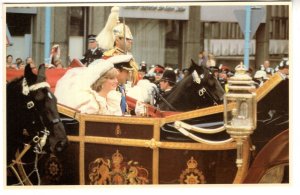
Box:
(6, 4, 289, 71)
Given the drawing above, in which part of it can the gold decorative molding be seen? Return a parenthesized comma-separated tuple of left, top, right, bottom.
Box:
(145, 138, 161, 149)
(255, 73, 283, 102)
(162, 105, 224, 124)
(114, 124, 122, 137)
(80, 114, 160, 126)
(57, 104, 80, 120)
(160, 141, 237, 151)
(68, 135, 237, 151)
(179, 156, 206, 184)
(88, 150, 150, 184)
(233, 139, 250, 184)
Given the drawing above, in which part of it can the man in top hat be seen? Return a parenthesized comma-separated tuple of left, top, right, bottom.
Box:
(80, 34, 103, 66)
(159, 69, 176, 97)
(155, 69, 176, 108)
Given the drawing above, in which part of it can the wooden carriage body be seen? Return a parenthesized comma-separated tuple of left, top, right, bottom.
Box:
(6, 68, 289, 185)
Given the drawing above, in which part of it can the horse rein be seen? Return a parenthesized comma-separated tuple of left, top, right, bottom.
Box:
(157, 92, 178, 111)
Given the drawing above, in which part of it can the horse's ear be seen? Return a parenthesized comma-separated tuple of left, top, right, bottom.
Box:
(24, 64, 37, 85)
(191, 59, 197, 66)
(188, 59, 197, 73)
(37, 64, 46, 82)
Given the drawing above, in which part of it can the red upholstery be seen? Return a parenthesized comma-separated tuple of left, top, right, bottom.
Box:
(69, 58, 84, 67)
(6, 68, 69, 92)
(126, 96, 179, 117)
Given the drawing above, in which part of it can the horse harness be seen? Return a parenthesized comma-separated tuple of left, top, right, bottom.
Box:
(8, 78, 61, 185)
(192, 70, 219, 106)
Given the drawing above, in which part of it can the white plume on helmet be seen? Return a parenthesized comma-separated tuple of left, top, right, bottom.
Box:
(96, 6, 120, 50)
(127, 79, 157, 103)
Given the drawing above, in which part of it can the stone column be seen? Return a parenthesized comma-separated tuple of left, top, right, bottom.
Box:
(32, 7, 69, 66)
(31, 7, 45, 65)
(181, 6, 202, 68)
(255, 6, 270, 70)
(88, 6, 108, 36)
(52, 7, 69, 66)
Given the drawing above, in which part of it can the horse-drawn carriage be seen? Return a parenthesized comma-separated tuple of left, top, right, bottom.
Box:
(6, 63, 289, 185)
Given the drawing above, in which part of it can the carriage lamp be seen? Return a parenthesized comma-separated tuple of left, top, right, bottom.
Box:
(224, 64, 257, 168)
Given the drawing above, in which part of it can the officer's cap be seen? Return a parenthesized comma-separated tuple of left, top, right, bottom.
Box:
(154, 64, 165, 74)
(88, 34, 97, 42)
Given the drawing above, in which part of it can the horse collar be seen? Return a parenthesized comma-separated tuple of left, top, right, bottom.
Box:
(22, 78, 50, 96)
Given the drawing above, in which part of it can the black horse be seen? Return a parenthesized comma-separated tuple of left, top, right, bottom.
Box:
(6, 64, 68, 185)
(158, 59, 225, 111)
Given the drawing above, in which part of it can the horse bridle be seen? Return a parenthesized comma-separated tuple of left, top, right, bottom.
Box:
(157, 70, 220, 111)
(22, 78, 63, 152)
(8, 78, 62, 185)
(192, 70, 219, 106)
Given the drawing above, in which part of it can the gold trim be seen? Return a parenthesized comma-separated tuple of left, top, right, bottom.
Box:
(68, 135, 236, 151)
(57, 104, 80, 120)
(160, 141, 236, 150)
(145, 138, 161, 149)
(233, 139, 250, 184)
(152, 148, 159, 184)
(255, 73, 283, 102)
(84, 136, 158, 148)
(79, 117, 86, 185)
(162, 105, 224, 124)
(114, 124, 122, 137)
(80, 114, 161, 126)
(15, 149, 33, 185)
(67, 135, 81, 142)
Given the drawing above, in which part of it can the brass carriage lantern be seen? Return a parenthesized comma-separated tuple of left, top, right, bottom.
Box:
(224, 64, 257, 168)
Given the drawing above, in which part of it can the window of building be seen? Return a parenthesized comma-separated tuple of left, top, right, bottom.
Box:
(6, 13, 32, 36)
(204, 22, 244, 39)
(164, 20, 183, 68)
(69, 7, 84, 36)
(269, 18, 289, 40)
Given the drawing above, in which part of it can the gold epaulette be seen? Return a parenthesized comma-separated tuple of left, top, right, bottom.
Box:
(103, 47, 127, 57)
(130, 59, 139, 84)
(103, 48, 117, 57)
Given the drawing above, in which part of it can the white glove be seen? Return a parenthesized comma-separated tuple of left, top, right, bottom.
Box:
(135, 101, 147, 116)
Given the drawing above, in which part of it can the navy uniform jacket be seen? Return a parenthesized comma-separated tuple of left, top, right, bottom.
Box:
(80, 48, 103, 66)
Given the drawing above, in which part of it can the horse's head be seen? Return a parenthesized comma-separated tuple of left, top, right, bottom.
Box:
(188, 59, 225, 105)
(158, 59, 224, 111)
(23, 64, 68, 153)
